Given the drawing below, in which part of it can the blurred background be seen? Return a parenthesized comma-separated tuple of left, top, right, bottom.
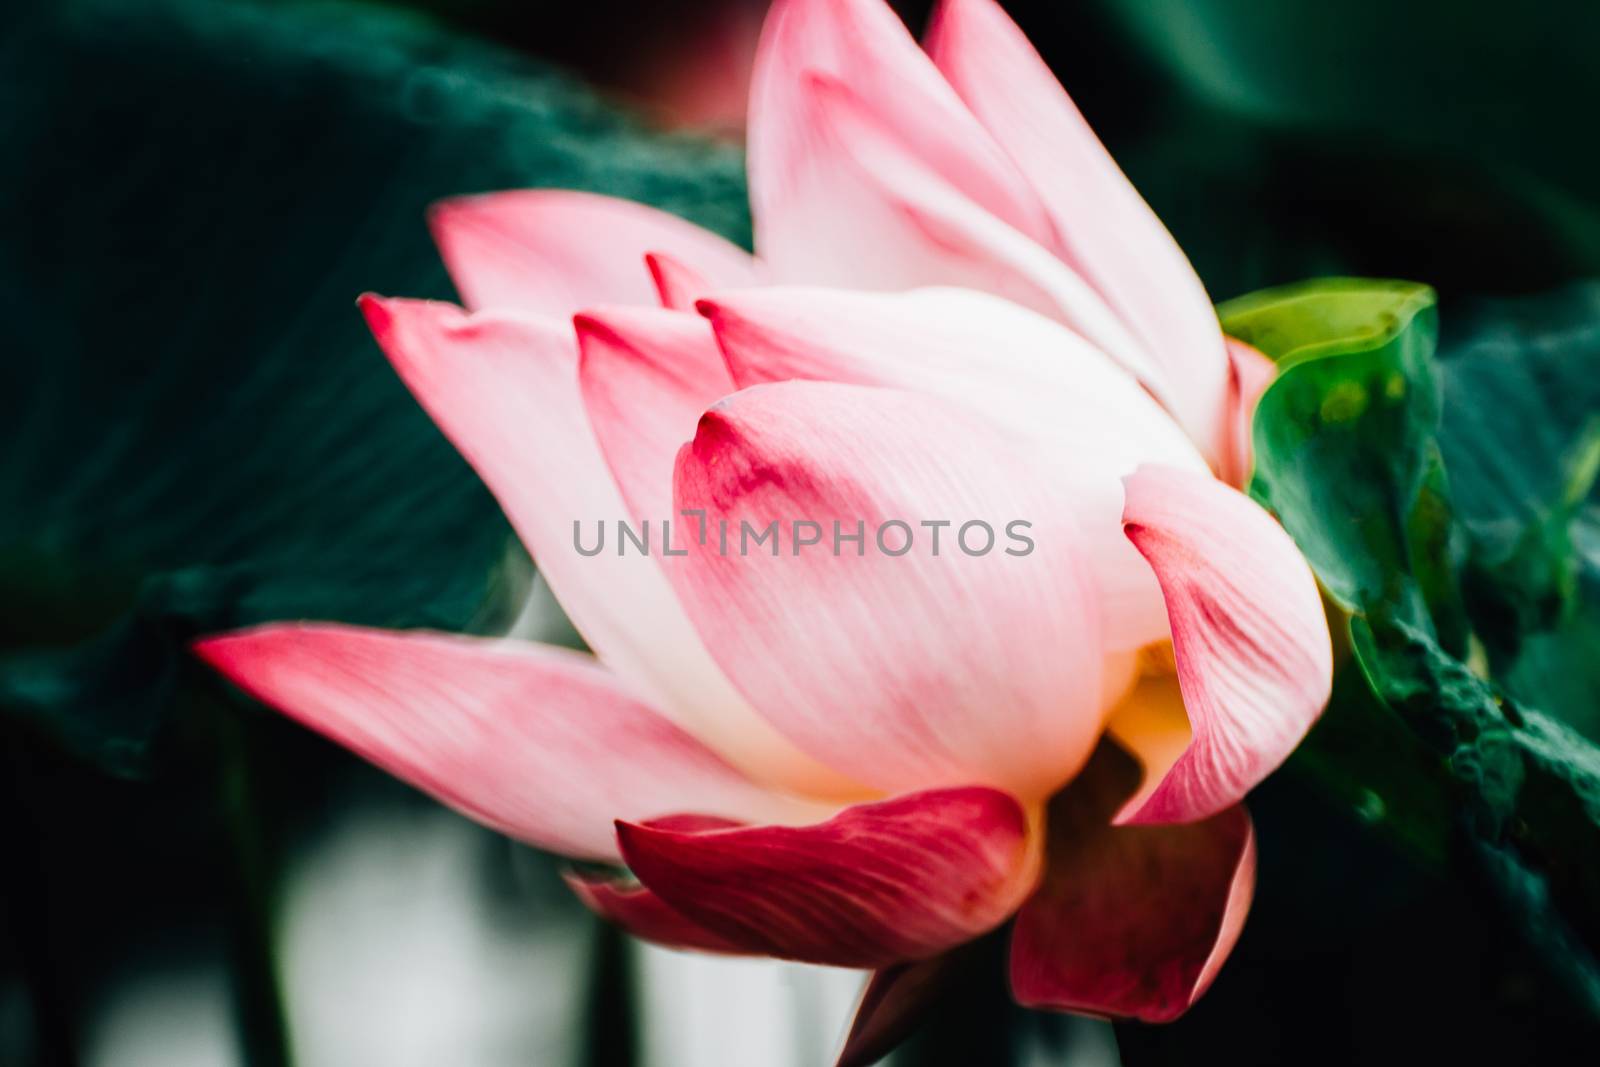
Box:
(4, 0, 1600, 1064)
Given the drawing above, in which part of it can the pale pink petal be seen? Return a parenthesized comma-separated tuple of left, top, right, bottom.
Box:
(193, 625, 827, 862)
(617, 787, 1040, 967)
(926, 0, 1229, 463)
(1010, 742, 1255, 1022)
(429, 190, 758, 315)
(645, 251, 714, 311)
(1219, 337, 1277, 487)
(699, 285, 1207, 651)
(562, 869, 745, 954)
(755, 72, 1163, 398)
(1119, 464, 1333, 824)
(575, 305, 734, 524)
(670, 379, 1104, 798)
(359, 296, 856, 796)
(749, 0, 1054, 257)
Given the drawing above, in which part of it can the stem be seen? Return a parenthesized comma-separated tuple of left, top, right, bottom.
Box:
(583, 920, 636, 1067)
(215, 710, 293, 1067)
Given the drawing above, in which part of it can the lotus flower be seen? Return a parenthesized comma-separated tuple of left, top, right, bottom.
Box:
(195, 0, 1332, 1054)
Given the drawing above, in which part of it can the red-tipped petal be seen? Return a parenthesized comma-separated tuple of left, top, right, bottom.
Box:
(194, 624, 825, 862)
(575, 305, 734, 524)
(429, 190, 757, 314)
(670, 380, 1105, 797)
(1010, 742, 1256, 1022)
(749, 0, 1053, 258)
(563, 869, 745, 954)
(646, 251, 715, 311)
(617, 787, 1040, 968)
(698, 284, 1207, 652)
(753, 72, 1159, 399)
(358, 295, 848, 795)
(1119, 465, 1332, 824)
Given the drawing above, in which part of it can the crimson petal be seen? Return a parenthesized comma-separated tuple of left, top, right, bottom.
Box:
(617, 787, 1039, 968)
(1010, 742, 1256, 1022)
(563, 869, 745, 955)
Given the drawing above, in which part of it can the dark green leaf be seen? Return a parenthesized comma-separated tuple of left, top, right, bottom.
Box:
(0, 0, 751, 773)
(1237, 276, 1600, 1019)
(1435, 284, 1600, 738)
(1350, 618, 1600, 1017)
(1228, 278, 1469, 649)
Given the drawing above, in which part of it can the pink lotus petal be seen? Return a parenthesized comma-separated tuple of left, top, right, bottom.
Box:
(699, 284, 1206, 652)
(194, 624, 826, 862)
(670, 379, 1105, 797)
(755, 72, 1161, 397)
(1010, 742, 1255, 1022)
(749, 0, 1054, 260)
(926, 0, 1229, 463)
(575, 305, 734, 524)
(645, 251, 715, 311)
(1219, 336, 1278, 487)
(359, 295, 854, 796)
(1119, 464, 1333, 824)
(429, 190, 758, 315)
(617, 787, 1040, 968)
(563, 868, 745, 954)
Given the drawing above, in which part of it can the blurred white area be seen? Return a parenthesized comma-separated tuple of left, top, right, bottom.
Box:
(278, 800, 591, 1067)
(86, 961, 242, 1067)
(635, 946, 868, 1067)
(506, 571, 583, 647)
(1018, 1016, 1121, 1067)
(83, 799, 592, 1067)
